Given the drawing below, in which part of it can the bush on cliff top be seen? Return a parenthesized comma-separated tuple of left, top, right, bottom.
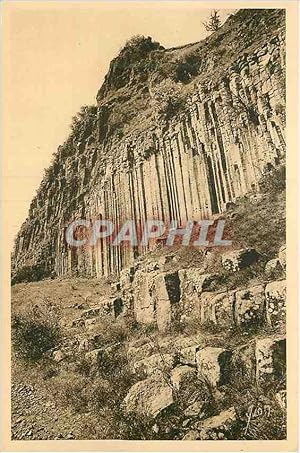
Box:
(121, 35, 163, 55)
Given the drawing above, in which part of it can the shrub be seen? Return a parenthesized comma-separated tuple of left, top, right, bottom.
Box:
(12, 305, 60, 362)
(259, 164, 286, 195)
(152, 79, 186, 121)
(49, 372, 90, 413)
(175, 54, 200, 83)
(111, 409, 154, 439)
(121, 35, 162, 56)
(11, 264, 51, 285)
(70, 105, 97, 137)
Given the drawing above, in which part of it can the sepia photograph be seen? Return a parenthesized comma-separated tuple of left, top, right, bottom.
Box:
(1, 1, 298, 450)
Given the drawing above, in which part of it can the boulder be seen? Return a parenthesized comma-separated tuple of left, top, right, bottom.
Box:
(265, 258, 282, 275)
(221, 248, 259, 272)
(180, 344, 202, 365)
(265, 280, 286, 328)
(78, 338, 93, 352)
(78, 334, 103, 352)
(196, 347, 232, 387)
(145, 261, 159, 272)
(234, 285, 265, 328)
(81, 298, 116, 321)
(255, 337, 286, 383)
(170, 365, 197, 391)
(123, 377, 174, 418)
(81, 307, 103, 320)
(195, 407, 238, 440)
(112, 281, 121, 292)
(85, 348, 102, 366)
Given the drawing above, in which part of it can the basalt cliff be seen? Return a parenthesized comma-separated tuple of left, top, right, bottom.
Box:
(11, 8, 287, 441)
(12, 9, 285, 279)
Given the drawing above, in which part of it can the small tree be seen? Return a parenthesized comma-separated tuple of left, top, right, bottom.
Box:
(203, 10, 221, 33)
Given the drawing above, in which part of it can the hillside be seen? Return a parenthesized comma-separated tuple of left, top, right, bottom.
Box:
(11, 187, 286, 440)
(11, 8, 286, 441)
(12, 8, 285, 279)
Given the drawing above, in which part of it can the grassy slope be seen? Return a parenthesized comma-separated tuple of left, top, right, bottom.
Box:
(11, 185, 286, 440)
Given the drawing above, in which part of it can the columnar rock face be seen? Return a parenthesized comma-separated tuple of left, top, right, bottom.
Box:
(12, 10, 285, 279)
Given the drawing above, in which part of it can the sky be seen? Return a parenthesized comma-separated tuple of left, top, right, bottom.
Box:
(2, 2, 236, 248)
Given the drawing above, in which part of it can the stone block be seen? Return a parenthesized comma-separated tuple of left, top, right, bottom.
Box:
(196, 347, 232, 387)
(255, 336, 286, 383)
(235, 285, 265, 328)
(133, 270, 156, 325)
(178, 270, 219, 318)
(200, 291, 235, 327)
(154, 271, 181, 332)
(221, 248, 259, 272)
(265, 280, 286, 328)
